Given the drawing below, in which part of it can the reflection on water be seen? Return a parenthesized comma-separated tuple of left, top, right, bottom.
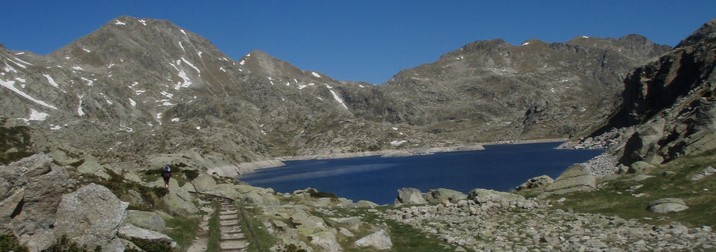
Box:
(244, 163, 398, 184)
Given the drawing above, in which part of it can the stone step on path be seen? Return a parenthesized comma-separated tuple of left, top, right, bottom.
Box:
(219, 201, 249, 252)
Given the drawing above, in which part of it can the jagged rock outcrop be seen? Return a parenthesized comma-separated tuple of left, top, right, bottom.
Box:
(577, 18, 716, 166)
(54, 183, 128, 252)
(354, 229, 393, 250)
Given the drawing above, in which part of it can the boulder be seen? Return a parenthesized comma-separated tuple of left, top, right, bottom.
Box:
(309, 230, 341, 252)
(118, 224, 176, 249)
(77, 156, 110, 179)
(690, 166, 716, 181)
(629, 161, 657, 174)
(209, 183, 240, 199)
(424, 188, 467, 204)
(395, 188, 426, 205)
(3, 154, 73, 251)
(54, 183, 128, 252)
(468, 189, 525, 204)
(191, 173, 217, 193)
(542, 165, 596, 196)
(126, 210, 166, 232)
(355, 229, 393, 250)
(648, 198, 689, 213)
(515, 175, 553, 191)
(123, 172, 142, 183)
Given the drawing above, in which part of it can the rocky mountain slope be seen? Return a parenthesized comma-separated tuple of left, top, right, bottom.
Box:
(1, 16, 670, 173)
(379, 35, 670, 142)
(573, 18, 716, 167)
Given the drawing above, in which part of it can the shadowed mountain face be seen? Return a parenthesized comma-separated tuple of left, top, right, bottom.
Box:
(577, 18, 716, 165)
(0, 16, 674, 166)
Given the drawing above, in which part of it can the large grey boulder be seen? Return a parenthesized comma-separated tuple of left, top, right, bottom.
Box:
(629, 161, 657, 174)
(126, 210, 166, 232)
(0, 154, 73, 251)
(395, 188, 426, 205)
(77, 156, 110, 180)
(162, 179, 200, 215)
(309, 230, 341, 252)
(55, 183, 128, 252)
(355, 229, 392, 250)
(424, 188, 467, 204)
(648, 198, 689, 213)
(191, 173, 217, 193)
(690, 166, 716, 181)
(542, 165, 596, 196)
(118, 224, 176, 249)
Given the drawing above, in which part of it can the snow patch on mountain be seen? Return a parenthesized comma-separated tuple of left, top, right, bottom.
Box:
(77, 94, 85, 116)
(175, 70, 192, 90)
(1, 78, 58, 109)
(28, 109, 49, 121)
(312, 72, 321, 78)
(114, 20, 126, 25)
(329, 89, 348, 110)
(181, 57, 200, 74)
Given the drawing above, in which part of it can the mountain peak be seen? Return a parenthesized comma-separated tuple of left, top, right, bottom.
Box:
(676, 17, 716, 48)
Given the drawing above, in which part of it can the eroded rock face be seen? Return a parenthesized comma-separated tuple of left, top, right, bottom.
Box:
(55, 183, 128, 252)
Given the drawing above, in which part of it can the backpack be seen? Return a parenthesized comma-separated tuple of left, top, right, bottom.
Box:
(162, 165, 171, 173)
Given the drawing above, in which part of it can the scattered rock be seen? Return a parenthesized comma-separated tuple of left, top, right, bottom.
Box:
(355, 229, 392, 250)
(191, 173, 217, 193)
(648, 198, 689, 213)
(468, 188, 525, 204)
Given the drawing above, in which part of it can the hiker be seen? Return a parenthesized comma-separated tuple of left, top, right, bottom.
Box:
(161, 164, 172, 188)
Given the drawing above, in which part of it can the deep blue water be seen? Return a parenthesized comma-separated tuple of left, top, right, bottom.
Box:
(239, 142, 601, 205)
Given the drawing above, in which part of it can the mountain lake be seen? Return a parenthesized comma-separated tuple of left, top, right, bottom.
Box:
(238, 142, 602, 205)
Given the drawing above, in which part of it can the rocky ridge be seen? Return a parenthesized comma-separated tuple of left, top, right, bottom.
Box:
(1, 16, 672, 176)
(569, 18, 716, 171)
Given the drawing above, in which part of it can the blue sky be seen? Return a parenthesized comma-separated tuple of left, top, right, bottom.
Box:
(1, 1, 714, 84)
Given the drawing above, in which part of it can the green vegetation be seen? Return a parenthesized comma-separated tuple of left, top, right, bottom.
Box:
(0, 233, 28, 252)
(84, 169, 168, 212)
(44, 235, 101, 252)
(0, 118, 34, 165)
(332, 207, 457, 252)
(207, 201, 221, 252)
(165, 215, 201, 251)
(551, 150, 716, 227)
(237, 200, 277, 251)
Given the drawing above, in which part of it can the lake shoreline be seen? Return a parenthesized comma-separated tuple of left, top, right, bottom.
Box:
(237, 138, 568, 175)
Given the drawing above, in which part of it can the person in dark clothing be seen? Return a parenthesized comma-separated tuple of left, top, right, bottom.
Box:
(161, 164, 172, 188)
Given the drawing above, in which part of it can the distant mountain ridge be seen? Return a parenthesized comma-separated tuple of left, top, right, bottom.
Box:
(0, 16, 675, 171)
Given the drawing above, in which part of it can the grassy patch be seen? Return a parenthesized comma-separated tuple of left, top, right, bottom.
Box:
(0, 233, 28, 252)
(165, 215, 201, 251)
(552, 151, 716, 227)
(237, 200, 277, 251)
(207, 201, 220, 252)
(333, 207, 455, 252)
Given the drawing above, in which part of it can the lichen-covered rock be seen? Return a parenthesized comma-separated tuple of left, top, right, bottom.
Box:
(515, 175, 553, 191)
(191, 173, 217, 193)
(55, 183, 128, 252)
(468, 188, 525, 204)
